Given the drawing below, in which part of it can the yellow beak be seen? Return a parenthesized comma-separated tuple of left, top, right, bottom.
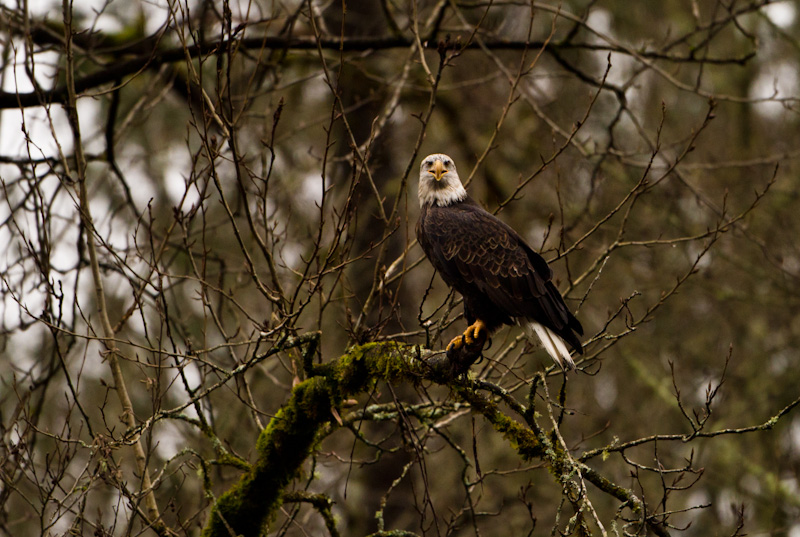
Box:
(429, 159, 445, 181)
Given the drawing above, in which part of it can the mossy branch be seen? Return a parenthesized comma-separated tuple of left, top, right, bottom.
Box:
(201, 342, 427, 537)
(282, 491, 339, 537)
(201, 340, 656, 536)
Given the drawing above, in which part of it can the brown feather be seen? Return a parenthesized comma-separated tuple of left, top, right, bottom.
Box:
(417, 195, 583, 354)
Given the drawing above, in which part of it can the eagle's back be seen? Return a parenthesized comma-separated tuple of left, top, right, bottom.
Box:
(417, 197, 583, 352)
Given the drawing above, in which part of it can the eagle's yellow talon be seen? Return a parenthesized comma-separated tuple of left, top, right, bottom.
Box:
(464, 330, 475, 345)
(447, 335, 465, 351)
(446, 321, 488, 352)
(464, 320, 487, 345)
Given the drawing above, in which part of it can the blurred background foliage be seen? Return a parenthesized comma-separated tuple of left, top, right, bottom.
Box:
(1, 0, 800, 535)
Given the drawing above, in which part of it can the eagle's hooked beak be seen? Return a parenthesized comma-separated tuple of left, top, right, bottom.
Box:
(430, 159, 446, 181)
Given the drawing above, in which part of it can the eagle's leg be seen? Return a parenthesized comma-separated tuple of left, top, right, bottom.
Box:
(446, 320, 488, 351)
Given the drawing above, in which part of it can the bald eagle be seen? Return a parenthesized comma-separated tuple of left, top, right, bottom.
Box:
(416, 154, 583, 370)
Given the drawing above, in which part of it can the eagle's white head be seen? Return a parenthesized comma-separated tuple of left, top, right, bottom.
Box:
(418, 153, 468, 207)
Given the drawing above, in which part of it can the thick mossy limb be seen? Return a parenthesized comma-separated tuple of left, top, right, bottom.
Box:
(202, 376, 339, 537)
(322, 341, 428, 392)
(202, 342, 425, 537)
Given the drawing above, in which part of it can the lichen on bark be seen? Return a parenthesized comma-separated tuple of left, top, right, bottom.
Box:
(201, 341, 428, 537)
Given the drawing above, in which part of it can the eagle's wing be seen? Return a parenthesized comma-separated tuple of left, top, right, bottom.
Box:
(420, 201, 583, 344)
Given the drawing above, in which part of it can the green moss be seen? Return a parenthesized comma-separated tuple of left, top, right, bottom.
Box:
(202, 342, 425, 537)
(494, 415, 544, 460)
(203, 377, 338, 537)
(319, 341, 425, 393)
(454, 385, 544, 460)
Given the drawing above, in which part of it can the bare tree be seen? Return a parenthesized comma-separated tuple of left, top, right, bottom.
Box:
(1, 1, 799, 536)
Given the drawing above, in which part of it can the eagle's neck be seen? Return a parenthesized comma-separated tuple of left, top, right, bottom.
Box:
(418, 181, 468, 208)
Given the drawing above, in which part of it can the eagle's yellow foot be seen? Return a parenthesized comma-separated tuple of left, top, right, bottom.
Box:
(446, 334, 466, 352)
(463, 320, 487, 345)
(446, 320, 488, 351)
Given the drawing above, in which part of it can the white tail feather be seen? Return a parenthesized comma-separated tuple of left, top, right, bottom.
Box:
(526, 322, 576, 371)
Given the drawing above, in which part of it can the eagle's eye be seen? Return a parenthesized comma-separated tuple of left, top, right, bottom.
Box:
(443, 159, 451, 167)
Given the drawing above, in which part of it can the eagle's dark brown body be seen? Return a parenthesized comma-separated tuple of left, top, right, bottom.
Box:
(416, 195, 583, 355)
